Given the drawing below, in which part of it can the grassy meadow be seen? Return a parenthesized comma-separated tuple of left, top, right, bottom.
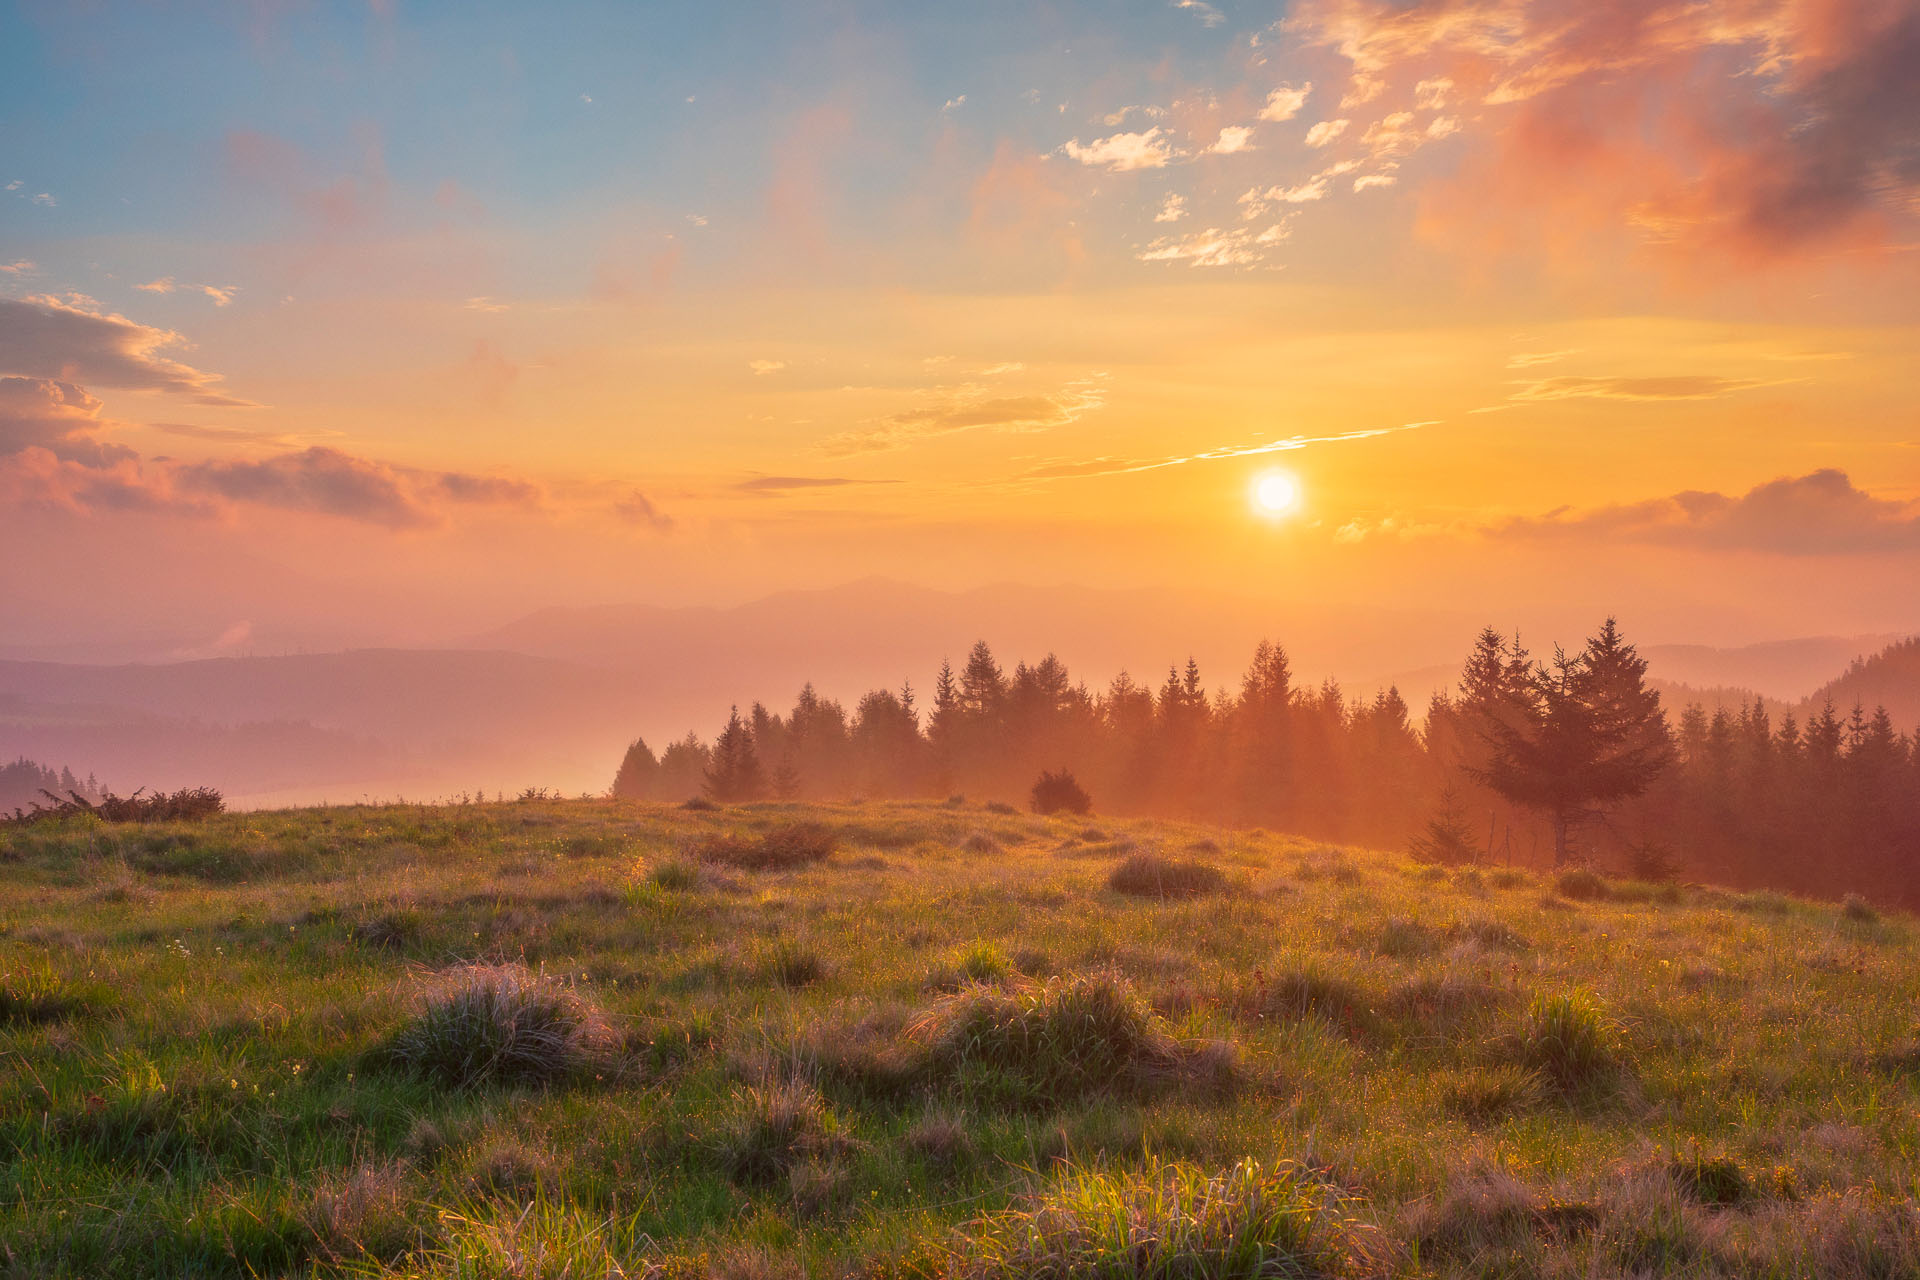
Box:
(2, 798, 1917, 1278)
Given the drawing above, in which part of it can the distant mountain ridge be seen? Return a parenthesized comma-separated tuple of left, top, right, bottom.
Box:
(0, 579, 1912, 807)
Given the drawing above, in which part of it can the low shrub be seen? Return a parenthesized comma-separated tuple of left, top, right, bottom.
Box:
(2, 785, 224, 828)
(681, 796, 719, 812)
(1029, 769, 1092, 817)
(384, 964, 615, 1089)
(1521, 990, 1616, 1086)
(956, 1157, 1366, 1279)
(984, 801, 1019, 816)
(1108, 853, 1227, 900)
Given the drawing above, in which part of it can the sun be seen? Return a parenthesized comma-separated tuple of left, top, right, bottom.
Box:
(1253, 469, 1302, 517)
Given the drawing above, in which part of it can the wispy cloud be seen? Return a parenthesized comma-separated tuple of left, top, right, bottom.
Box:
(1014, 422, 1438, 482)
(1171, 0, 1224, 27)
(749, 359, 788, 375)
(1303, 119, 1349, 147)
(821, 378, 1107, 455)
(1155, 193, 1187, 223)
(1138, 223, 1289, 268)
(1507, 375, 1769, 403)
(736, 475, 896, 492)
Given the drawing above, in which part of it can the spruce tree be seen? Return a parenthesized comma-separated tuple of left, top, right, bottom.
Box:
(703, 707, 766, 803)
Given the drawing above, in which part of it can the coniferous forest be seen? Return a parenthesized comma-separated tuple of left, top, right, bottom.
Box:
(615, 621, 1920, 908)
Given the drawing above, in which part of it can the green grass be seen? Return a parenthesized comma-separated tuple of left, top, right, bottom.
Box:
(1, 798, 1917, 1278)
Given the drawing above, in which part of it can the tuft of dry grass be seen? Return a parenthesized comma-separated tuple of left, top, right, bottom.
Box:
(384, 963, 616, 1089)
(1108, 853, 1227, 900)
(695, 822, 837, 870)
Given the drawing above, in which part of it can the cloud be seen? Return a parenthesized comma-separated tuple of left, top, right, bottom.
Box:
(736, 475, 892, 492)
(199, 285, 237, 307)
(168, 447, 540, 529)
(1506, 374, 1766, 402)
(0, 296, 254, 406)
(749, 359, 788, 375)
(1014, 421, 1437, 481)
(1506, 349, 1578, 368)
(1207, 126, 1256, 155)
(465, 296, 508, 313)
(1172, 0, 1225, 25)
(822, 379, 1107, 454)
(1061, 128, 1178, 171)
(1353, 173, 1398, 191)
(1304, 119, 1350, 147)
(148, 421, 305, 445)
(0, 376, 134, 466)
(0, 260, 33, 275)
(1501, 470, 1920, 555)
(1138, 223, 1291, 267)
(1155, 193, 1188, 222)
(174, 448, 438, 529)
(136, 277, 176, 294)
(614, 489, 673, 530)
(1259, 84, 1313, 122)
(1288, 0, 1920, 267)
(942, 94, 968, 113)
(980, 362, 1026, 375)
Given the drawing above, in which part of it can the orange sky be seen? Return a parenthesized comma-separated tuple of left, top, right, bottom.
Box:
(2, 0, 1917, 662)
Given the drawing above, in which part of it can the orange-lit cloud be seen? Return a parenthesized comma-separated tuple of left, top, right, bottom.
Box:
(1288, 0, 1920, 271)
(1502, 469, 1920, 554)
(0, 296, 256, 406)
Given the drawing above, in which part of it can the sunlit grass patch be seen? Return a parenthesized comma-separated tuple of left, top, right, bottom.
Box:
(1520, 990, 1618, 1088)
(0, 961, 104, 1025)
(954, 1156, 1373, 1279)
(908, 971, 1225, 1109)
(383, 963, 617, 1089)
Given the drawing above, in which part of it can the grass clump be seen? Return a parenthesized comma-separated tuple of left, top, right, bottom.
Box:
(647, 856, 704, 891)
(1440, 1065, 1544, 1120)
(761, 938, 827, 988)
(1664, 1149, 1754, 1207)
(718, 1080, 856, 1185)
(960, 830, 1004, 856)
(909, 972, 1201, 1107)
(0, 964, 100, 1025)
(1108, 853, 1227, 900)
(1521, 990, 1616, 1087)
(1553, 867, 1609, 901)
(695, 822, 837, 870)
(384, 963, 615, 1089)
(1244, 965, 1370, 1033)
(1841, 893, 1879, 924)
(956, 1156, 1365, 1279)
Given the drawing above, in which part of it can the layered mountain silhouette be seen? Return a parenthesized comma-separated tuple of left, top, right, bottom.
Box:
(0, 579, 1909, 805)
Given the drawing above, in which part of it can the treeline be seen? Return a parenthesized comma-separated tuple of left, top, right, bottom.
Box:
(0, 758, 97, 815)
(612, 623, 1920, 907)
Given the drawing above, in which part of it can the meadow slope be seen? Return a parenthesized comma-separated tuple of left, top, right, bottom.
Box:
(2, 800, 1917, 1278)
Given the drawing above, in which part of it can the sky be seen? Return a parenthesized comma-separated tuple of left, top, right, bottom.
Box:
(2, 0, 1918, 663)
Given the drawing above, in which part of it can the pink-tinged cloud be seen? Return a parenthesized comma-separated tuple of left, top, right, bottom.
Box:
(1502, 469, 1920, 554)
(1289, 0, 1920, 270)
(175, 447, 545, 530)
(0, 376, 134, 466)
(0, 296, 256, 406)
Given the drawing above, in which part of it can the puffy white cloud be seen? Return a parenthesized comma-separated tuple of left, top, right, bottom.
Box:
(1258, 84, 1312, 122)
(1304, 119, 1350, 147)
(1060, 128, 1177, 171)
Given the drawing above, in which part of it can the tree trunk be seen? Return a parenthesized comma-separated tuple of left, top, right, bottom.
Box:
(1552, 811, 1570, 868)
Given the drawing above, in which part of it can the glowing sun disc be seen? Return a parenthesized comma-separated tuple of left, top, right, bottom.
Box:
(1254, 470, 1301, 516)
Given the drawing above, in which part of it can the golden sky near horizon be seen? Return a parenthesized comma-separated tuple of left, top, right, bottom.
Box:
(2, 0, 1917, 659)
